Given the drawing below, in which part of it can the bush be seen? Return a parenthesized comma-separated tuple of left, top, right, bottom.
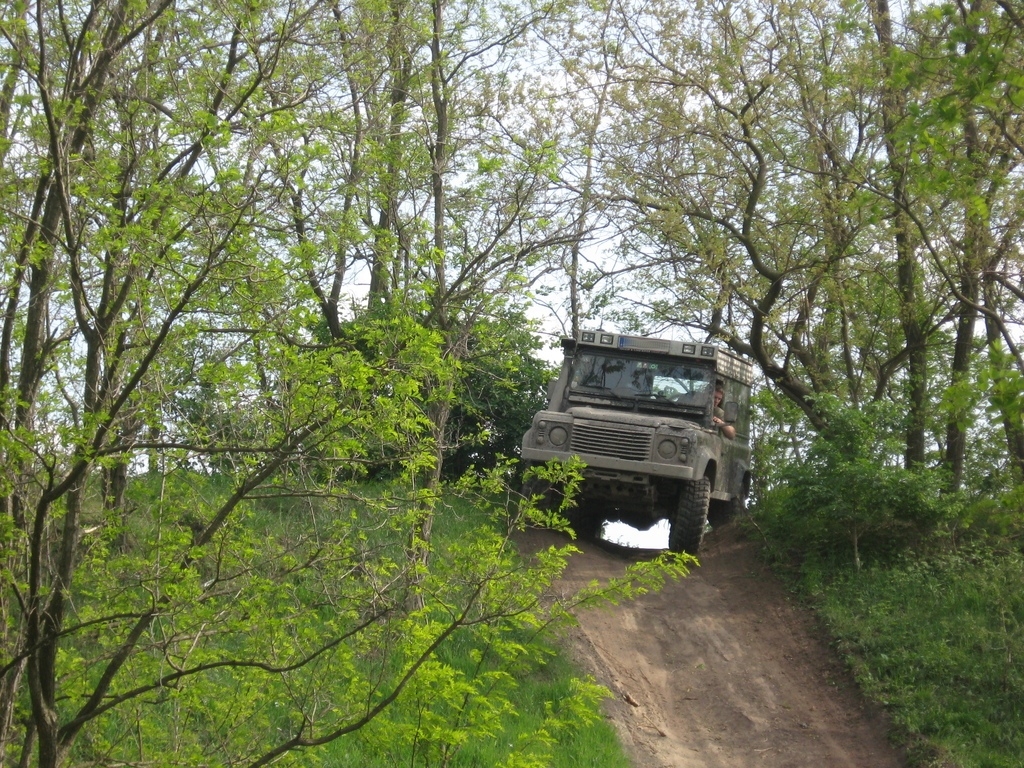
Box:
(757, 398, 954, 569)
(443, 317, 556, 480)
(954, 483, 1024, 549)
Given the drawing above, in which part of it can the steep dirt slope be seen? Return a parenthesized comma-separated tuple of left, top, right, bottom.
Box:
(522, 522, 906, 768)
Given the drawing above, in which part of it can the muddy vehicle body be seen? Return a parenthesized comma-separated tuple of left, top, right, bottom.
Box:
(521, 330, 753, 554)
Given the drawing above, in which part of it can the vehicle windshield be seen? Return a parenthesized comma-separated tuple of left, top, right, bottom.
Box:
(568, 352, 714, 407)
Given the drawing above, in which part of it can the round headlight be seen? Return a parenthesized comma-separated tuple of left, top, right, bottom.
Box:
(549, 426, 568, 446)
(657, 439, 677, 459)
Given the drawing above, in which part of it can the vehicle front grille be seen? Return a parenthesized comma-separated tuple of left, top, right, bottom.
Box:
(570, 420, 652, 462)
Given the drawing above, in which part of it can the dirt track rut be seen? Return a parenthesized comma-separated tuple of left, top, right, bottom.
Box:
(522, 522, 907, 767)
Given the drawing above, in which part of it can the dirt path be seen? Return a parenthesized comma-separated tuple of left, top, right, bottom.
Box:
(520, 522, 906, 767)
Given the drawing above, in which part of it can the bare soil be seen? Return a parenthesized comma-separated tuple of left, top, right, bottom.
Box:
(519, 521, 907, 768)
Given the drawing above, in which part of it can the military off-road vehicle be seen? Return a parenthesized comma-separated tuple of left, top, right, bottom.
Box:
(521, 330, 754, 554)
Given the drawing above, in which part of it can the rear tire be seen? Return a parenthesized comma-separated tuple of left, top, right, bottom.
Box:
(669, 477, 711, 555)
(729, 494, 747, 518)
(708, 494, 747, 526)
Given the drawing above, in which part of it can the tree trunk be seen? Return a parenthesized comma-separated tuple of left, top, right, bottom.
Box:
(983, 292, 1024, 482)
(0, 660, 26, 763)
(368, 0, 414, 307)
(871, 0, 927, 468)
(945, 292, 977, 490)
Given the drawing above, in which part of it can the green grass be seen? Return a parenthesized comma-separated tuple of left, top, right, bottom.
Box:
(320, 639, 630, 768)
(69, 472, 633, 767)
(804, 548, 1024, 767)
(447, 647, 631, 768)
(751, 450, 1024, 767)
(314, 487, 632, 767)
(116, 475, 630, 768)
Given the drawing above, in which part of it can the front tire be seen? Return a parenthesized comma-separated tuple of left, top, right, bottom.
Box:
(567, 503, 604, 541)
(669, 477, 711, 555)
(520, 476, 562, 512)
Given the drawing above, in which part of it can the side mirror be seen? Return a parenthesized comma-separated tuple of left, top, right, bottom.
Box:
(723, 401, 739, 424)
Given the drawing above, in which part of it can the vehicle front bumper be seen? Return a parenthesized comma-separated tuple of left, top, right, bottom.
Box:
(521, 445, 696, 482)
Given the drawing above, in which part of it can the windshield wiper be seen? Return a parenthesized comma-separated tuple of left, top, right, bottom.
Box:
(638, 392, 698, 408)
(570, 386, 635, 400)
(574, 387, 692, 405)
(640, 391, 674, 402)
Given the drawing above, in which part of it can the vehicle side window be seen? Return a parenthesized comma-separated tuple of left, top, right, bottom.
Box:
(723, 379, 750, 437)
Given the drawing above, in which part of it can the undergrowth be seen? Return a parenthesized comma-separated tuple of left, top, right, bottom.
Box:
(104, 472, 637, 768)
(752, 400, 1024, 767)
(318, 482, 635, 768)
(812, 548, 1024, 767)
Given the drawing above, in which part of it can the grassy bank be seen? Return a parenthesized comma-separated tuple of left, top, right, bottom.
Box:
(756, 535, 1024, 768)
(94, 474, 636, 768)
(751, 400, 1024, 767)
(811, 549, 1024, 767)
(316, 485, 633, 767)
(321, 635, 631, 767)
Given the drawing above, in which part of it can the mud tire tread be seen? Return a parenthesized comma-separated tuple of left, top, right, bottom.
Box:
(669, 477, 711, 555)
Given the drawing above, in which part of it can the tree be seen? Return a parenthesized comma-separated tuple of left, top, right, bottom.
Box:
(0, 1, 685, 766)
(573, 0, 1024, 494)
(442, 316, 555, 479)
(278, 0, 585, 577)
(905, 0, 1024, 484)
(600, 0, 902, 428)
